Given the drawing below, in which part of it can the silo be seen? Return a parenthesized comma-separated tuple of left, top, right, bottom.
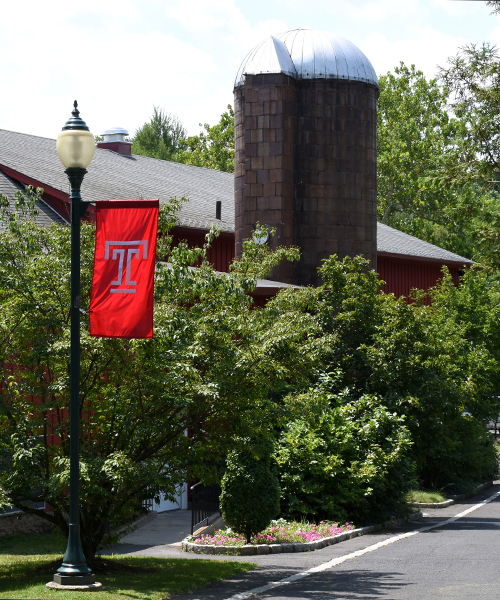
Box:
(234, 29, 379, 286)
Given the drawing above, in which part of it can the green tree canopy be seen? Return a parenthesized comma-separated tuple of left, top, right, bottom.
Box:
(131, 107, 187, 161)
(378, 63, 476, 258)
(439, 43, 500, 186)
(0, 191, 306, 562)
(177, 105, 235, 173)
(487, 1, 500, 15)
(377, 60, 500, 269)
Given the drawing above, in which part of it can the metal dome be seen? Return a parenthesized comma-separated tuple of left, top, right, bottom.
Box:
(235, 28, 378, 88)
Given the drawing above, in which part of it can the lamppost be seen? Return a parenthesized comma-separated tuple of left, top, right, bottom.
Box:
(52, 101, 97, 587)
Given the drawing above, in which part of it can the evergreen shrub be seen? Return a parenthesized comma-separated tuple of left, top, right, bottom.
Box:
(220, 440, 280, 543)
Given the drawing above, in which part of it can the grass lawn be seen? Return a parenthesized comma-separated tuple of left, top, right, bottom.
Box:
(0, 532, 257, 599)
(406, 490, 446, 503)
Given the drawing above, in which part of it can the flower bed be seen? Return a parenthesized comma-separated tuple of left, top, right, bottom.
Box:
(191, 518, 354, 547)
(181, 514, 423, 555)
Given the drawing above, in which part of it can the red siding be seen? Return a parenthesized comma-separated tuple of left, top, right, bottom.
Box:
(170, 227, 235, 272)
(378, 257, 459, 303)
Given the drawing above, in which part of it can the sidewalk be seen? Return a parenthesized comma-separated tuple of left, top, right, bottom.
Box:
(111, 508, 192, 548)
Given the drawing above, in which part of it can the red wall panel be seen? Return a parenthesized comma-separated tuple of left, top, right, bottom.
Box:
(170, 227, 235, 273)
(378, 257, 459, 303)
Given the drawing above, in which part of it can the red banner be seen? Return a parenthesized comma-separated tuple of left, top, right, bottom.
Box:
(89, 200, 159, 339)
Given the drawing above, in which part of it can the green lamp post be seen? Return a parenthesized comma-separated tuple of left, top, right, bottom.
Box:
(53, 101, 96, 586)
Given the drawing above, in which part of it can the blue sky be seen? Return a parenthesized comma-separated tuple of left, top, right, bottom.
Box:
(0, 0, 498, 140)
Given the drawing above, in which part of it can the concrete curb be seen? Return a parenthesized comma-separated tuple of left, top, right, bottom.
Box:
(180, 511, 423, 556)
(408, 480, 494, 509)
(408, 499, 455, 509)
(192, 515, 226, 538)
(447, 480, 493, 501)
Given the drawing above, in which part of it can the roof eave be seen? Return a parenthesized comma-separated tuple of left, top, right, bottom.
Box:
(377, 250, 474, 268)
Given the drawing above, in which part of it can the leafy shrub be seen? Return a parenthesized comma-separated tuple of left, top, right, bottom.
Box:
(220, 440, 280, 543)
(275, 392, 416, 524)
(425, 415, 498, 486)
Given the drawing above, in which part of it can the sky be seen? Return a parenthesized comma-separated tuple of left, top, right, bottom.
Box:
(0, 0, 499, 141)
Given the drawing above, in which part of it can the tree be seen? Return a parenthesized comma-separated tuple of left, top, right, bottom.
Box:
(220, 438, 280, 543)
(131, 107, 187, 161)
(377, 61, 500, 269)
(377, 63, 479, 258)
(272, 255, 498, 496)
(439, 43, 500, 185)
(437, 43, 500, 269)
(177, 105, 235, 173)
(0, 190, 307, 562)
(487, 1, 500, 15)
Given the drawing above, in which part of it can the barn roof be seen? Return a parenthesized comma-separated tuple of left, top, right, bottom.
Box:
(0, 129, 473, 266)
(377, 223, 473, 267)
(0, 169, 66, 229)
(0, 129, 234, 233)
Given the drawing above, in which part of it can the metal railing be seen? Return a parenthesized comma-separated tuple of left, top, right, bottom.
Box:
(190, 482, 221, 534)
(2, 500, 45, 515)
(141, 497, 154, 511)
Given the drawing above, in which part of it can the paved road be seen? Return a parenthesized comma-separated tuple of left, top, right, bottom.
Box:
(244, 494, 500, 600)
(105, 483, 500, 599)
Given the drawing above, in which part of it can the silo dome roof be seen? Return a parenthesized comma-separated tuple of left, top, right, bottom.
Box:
(235, 28, 378, 89)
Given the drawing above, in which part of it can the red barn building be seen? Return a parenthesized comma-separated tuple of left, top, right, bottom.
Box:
(0, 126, 471, 302)
(0, 30, 472, 301)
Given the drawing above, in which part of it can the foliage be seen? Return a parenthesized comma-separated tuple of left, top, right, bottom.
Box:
(406, 490, 446, 504)
(275, 392, 415, 524)
(436, 43, 500, 269)
(131, 107, 186, 161)
(220, 439, 281, 543)
(439, 43, 500, 185)
(0, 532, 256, 600)
(0, 192, 306, 561)
(377, 63, 495, 261)
(378, 60, 500, 269)
(272, 256, 499, 499)
(488, 1, 500, 14)
(378, 64, 460, 247)
(177, 105, 235, 173)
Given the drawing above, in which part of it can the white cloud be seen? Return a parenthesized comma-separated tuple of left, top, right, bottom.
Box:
(345, 0, 421, 22)
(0, 2, 228, 138)
(360, 27, 468, 80)
(165, 0, 289, 77)
(1, 0, 497, 142)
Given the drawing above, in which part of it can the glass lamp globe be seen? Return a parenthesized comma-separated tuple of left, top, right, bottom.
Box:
(56, 101, 95, 169)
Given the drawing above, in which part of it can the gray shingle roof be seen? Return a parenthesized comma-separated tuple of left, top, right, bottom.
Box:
(0, 169, 66, 229)
(0, 129, 234, 233)
(377, 222, 473, 266)
(0, 129, 473, 265)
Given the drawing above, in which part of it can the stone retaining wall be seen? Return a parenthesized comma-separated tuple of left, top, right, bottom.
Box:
(0, 511, 54, 538)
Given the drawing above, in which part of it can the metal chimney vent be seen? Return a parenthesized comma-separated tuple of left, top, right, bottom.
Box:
(101, 127, 129, 143)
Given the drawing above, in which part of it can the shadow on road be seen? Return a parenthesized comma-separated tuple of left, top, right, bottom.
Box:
(172, 568, 412, 600)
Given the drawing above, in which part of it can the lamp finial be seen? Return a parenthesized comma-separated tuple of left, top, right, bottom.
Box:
(62, 100, 89, 131)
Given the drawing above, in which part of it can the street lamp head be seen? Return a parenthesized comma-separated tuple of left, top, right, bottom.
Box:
(57, 101, 95, 169)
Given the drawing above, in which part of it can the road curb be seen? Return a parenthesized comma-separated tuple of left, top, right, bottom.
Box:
(408, 480, 494, 509)
(180, 511, 423, 555)
(408, 499, 455, 509)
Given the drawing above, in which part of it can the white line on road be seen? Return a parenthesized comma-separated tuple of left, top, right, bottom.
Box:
(225, 489, 500, 600)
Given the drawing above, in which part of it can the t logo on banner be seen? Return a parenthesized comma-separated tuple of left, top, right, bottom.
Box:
(89, 199, 159, 339)
(105, 240, 148, 293)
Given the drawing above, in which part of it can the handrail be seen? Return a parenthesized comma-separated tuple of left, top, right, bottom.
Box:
(190, 483, 221, 535)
